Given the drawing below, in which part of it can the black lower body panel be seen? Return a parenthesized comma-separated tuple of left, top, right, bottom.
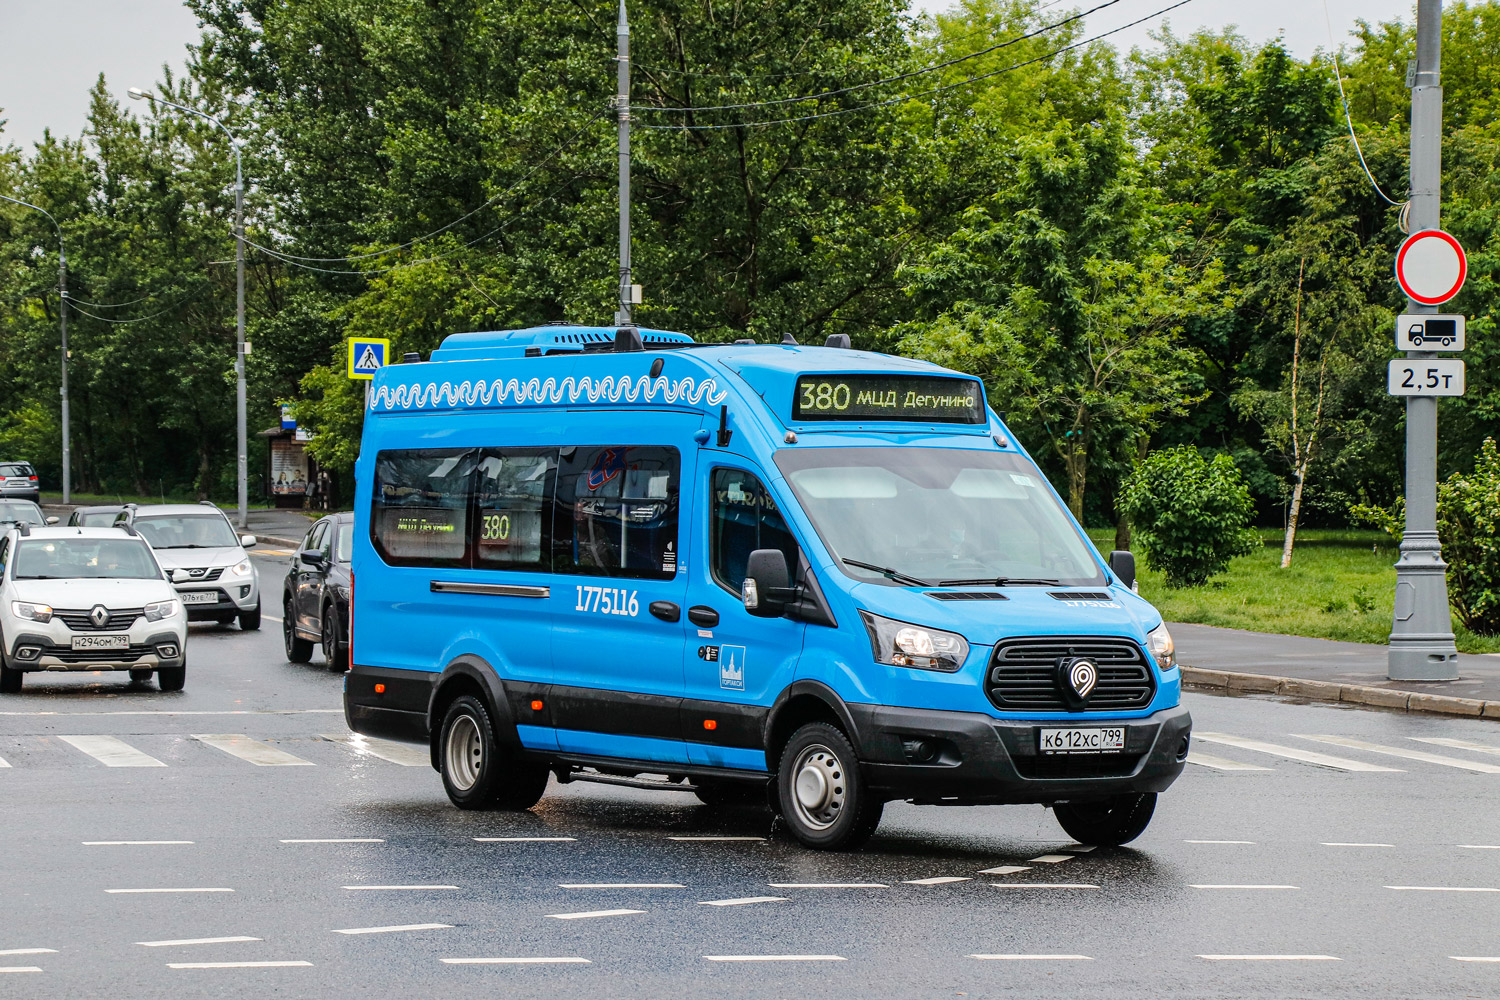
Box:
(344, 662, 435, 745)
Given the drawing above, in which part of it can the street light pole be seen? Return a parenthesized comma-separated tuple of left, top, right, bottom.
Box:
(1389, 0, 1460, 680)
(0, 193, 70, 504)
(128, 87, 248, 529)
(614, 0, 632, 327)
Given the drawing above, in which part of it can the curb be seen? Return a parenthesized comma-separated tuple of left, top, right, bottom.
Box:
(252, 535, 303, 549)
(1181, 665, 1499, 720)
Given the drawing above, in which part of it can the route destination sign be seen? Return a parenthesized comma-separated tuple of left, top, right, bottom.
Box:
(793, 374, 986, 423)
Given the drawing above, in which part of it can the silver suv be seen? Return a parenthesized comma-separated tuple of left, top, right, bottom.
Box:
(114, 504, 261, 629)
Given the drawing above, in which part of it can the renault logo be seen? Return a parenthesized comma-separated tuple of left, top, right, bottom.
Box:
(90, 605, 111, 629)
(1055, 656, 1099, 710)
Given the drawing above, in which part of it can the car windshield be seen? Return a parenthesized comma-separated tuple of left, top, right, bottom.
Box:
(335, 521, 353, 563)
(134, 514, 239, 549)
(0, 501, 44, 525)
(77, 511, 122, 527)
(12, 538, 161, 580)
(775, 447, 1105, 588)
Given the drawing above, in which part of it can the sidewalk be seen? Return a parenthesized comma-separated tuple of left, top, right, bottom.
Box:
(1172, 621, 1500, 719)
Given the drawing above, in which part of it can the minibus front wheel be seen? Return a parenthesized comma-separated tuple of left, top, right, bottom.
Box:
(1052, 792, 1156, 847)
(776, 722, 883, 850)
(438, 694, 548, 810)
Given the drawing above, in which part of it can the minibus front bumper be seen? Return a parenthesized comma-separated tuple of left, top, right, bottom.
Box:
(849, 703, 1191, 805)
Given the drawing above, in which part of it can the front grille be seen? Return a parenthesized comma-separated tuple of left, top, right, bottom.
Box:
(987, 637, 1155, 712)
(927, 591, 1009, 601)
(54, 608, 145, 631)
(1014, 753, 1144, 779)
(44, 643, 154, 664)
(180, 567, 225, 582)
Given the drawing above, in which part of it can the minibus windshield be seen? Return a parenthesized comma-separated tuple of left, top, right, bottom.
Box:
(776, 447, 1105, 588)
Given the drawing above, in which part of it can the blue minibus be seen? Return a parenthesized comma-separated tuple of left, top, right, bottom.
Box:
(345, 325, 1190, 850)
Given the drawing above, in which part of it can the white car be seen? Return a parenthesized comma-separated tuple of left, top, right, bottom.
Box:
(118, 504, 261, 629)
(0, 525, 188, 692)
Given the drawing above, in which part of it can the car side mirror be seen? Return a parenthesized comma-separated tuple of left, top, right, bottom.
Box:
(742, 548, 795, 618)
(45, 516, 58, 525)
(301, 550, 326, 567)
(1109, 550, 1137, 592)
(241, 534, 257, 548)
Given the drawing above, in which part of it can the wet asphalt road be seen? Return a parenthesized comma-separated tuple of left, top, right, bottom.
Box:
(3, 552, 1500, 999)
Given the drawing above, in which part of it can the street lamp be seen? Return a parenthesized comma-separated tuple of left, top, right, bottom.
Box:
(0, 193, 70, 504)
(128, 86, 248, 529)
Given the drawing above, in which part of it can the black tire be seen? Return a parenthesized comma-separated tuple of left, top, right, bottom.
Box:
(283, 598, 313, 663)
(693, 777, 768, 808)
(438, 695, 548, 811)
(239, 602, 262, 631)
(129, 669, 154, 683)
(321, 602, 346, 672)
(216, 615, 235, 626)
(776, 722, 883, 850)
(157, 664, 186, 692)
(1053, 792, 1157, 847)
(0, 661, 21, 694)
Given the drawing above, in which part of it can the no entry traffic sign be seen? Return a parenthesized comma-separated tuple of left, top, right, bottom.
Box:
(1395, 230, 1467, 305)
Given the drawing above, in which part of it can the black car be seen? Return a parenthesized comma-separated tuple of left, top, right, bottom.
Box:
(283, 512, 351, 669)
(0, 463, 40, 504)
(68, 504, 131, 527)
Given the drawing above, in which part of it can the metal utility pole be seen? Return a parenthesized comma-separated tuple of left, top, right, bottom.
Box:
(0, 193, 69, 504)
(1389, 0, 1460, 680)
(129, 88, 249, 529)
(615, 0, 633, 327)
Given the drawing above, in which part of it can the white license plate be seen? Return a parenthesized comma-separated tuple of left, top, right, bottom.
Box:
(1039, 727, 1126, 754)
(72, 635, 129, 650)
(180, 591, 219, 605)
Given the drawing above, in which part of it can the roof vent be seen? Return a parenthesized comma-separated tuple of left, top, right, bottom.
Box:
(928, 591, 1009, 601)
(614, 327, 644, 353)
(402, 352, 421, 363)
(825, 334, 851, 349)
(733, 338, 754, 345)
(1049, 591, 1113, 601)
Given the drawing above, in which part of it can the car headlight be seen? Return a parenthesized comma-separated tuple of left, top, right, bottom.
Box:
(144, 600, 180, 622)
(11, 601, 52, 623)
(859, 611, 968, 673)
(230, 558, 253, 577)
(1147, 622, 1176, 670)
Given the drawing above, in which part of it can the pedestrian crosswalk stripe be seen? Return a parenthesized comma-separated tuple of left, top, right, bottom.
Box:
(1187, 751, 1271, 771)
(1413, 737, 1500, 757)
(190, 734, 315, 766)
(58, 735, 166, 768)
(0, 753, 10, 767)
(321, 732, 428, 766)
(1193, 733, 1403, 772)
(1295, 735, 1500, 773)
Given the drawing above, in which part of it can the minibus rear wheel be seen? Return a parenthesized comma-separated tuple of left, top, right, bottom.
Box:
(1053, 792, 1156, 846)
(439, 694, 548, 810)
(776, 722, 883, 850)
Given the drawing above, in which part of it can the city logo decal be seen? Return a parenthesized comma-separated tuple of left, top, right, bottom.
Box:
(368, 374, 728, 412)
(719, 645, 746, 691)
(1055, 656, 1098, 710)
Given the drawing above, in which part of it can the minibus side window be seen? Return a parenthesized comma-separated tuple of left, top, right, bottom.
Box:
(710, 467, 799, 594)
(474, 449, 556, 571)
(371, 448, 475, 567)
(553, 446, 679, 580)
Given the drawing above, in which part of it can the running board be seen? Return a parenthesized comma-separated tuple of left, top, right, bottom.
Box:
(558, 769, 697, 792)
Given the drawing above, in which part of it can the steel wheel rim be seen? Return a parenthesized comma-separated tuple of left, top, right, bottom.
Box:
(446, 714, 483, 791)
(789, 743, 846, 831)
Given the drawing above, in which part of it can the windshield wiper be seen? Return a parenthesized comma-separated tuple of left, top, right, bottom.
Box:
(937, 577, 1061, 587)
(157, 543, 213, 549)
(842, 558, 933, 587)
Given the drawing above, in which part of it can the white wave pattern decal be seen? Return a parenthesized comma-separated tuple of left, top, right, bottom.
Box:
(369, 374, 729, 412)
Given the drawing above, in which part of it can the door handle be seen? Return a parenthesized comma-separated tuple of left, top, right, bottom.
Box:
(687, 605, 719, 628)
(649, 601, 680, 622)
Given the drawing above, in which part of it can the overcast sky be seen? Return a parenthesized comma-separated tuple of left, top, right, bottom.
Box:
(1, 0, 1415, 150)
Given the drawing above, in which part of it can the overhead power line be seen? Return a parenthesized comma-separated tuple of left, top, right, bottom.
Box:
(639, 0, 1199, 131)
(1321, 0, 1403, 207)
(63, 285, 211, 324)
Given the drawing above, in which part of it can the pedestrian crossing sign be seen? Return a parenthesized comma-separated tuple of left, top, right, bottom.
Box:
(347, 337, 390, 380)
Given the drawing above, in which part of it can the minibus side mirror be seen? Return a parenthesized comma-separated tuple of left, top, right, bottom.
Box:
(743, 548, 795, 618)
(1108, 550, 1136, 591)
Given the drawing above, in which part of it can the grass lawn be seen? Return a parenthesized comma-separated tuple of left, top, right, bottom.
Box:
(1086, 528, 1500, 655)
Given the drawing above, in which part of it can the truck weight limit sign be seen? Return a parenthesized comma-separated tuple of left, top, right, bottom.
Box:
(1394, 230, 1467, 305)
(1388, 359, 1465, 397)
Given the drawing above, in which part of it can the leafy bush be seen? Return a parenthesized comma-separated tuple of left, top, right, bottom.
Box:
(1119, 447, 1260, 588)
(1439, 438, 1500, 636)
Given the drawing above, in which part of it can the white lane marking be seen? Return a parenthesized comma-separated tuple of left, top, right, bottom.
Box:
(57, 734, 166, 768)
(667, 836, 765, 842)
(168, 961, 313, 969)
(0, 949, 56, 956)
(261, 614, 284, 623)
(442, 957, 591, 965)
(1199, 955, 1340, 961)
(988, 883, 1099, 890)
(1416, 737, 1500, 756)
(700, 896, 789, 907)
(321, 732, 429, 767)
(138, 937, 260, 948)
(1387, 885, 1500, 892)
(1460, 845, 1500, 850)
(1065, 845, 1096, 853)
(1190, 884, 1299, 890)
(903, 877, 972, 885)
(0, 967, 42, 973)
(1453, 957, 1500, 962)
(1187, 751, 1272, 771)
(0, 754, 10, 767)
(978, 866, 1031, 875)
(191, 734, 314, 767)
(332, 924, 453, 936)
(474, 837, 576, 843)
(0, 710, 342, 716)
(343, 885, 458, 891)
(970, 954, 1092, 961)
(1029, 854, 1073, 864)
(1184, 840, 1255, 845)
(1321, 842, 1394, 848)
(106, 888, 233, 894)
(768, 883, 887, 889)
(704, 955, 846, 962)
(558, 883, 683, 889)
(84, 841, 192, 846)
(281, 839, 383, 844)
(546, 909, 645, 920)
(1295, 735, 1500, 773)
(1193, 732, 1402, 772)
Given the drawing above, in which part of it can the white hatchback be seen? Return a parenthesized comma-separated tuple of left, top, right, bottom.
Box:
(0, 526, 188, 692)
